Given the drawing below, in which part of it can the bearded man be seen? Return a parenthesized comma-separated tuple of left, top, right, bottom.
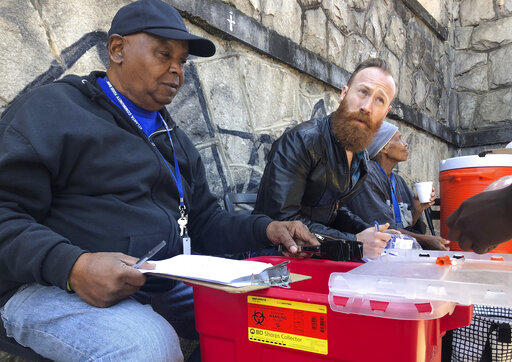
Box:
(253, 58, 397, 260)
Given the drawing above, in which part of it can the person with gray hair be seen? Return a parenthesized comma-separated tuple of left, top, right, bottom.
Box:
(345, 121, 450, 250)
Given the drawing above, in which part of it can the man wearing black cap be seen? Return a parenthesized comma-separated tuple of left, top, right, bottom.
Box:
(0, 0, 318, 360)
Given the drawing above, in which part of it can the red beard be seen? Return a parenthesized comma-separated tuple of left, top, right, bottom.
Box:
(331, 98, 382, 152)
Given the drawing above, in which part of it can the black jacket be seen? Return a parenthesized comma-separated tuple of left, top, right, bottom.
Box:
(253, 114, 370, 241)
(345, 160, 426, 234)
(0, 71, 272, 306)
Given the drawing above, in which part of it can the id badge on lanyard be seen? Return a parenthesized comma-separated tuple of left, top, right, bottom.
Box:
(105, 79, 191, 254)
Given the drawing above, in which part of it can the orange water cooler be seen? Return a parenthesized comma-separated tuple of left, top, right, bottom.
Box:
(439, 154, 512, 253)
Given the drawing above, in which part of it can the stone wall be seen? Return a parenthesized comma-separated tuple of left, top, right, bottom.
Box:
(454, 0, 512, 130)
(225, 0, 458, 129)
(172, 26, 344, 196)
(0, 0, 510, 201)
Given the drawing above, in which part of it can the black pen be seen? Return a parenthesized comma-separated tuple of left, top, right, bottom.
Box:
(133, 240, 167, 269)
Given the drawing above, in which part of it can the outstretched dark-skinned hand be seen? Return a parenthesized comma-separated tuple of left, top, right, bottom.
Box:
(446, 184, 512, 254)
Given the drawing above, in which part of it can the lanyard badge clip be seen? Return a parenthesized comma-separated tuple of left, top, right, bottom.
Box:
(177, 206, 191, 255)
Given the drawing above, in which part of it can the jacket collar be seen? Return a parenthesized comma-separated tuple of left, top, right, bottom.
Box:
(56, 71, 177, 129)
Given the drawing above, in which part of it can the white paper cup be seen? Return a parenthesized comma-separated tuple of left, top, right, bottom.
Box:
(414, 181, 433, 203)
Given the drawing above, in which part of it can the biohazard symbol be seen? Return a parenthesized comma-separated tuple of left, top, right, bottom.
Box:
(252, 311, 265, 325)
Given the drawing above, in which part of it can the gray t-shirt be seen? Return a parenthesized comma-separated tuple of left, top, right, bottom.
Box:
(345, 160, 426, 234)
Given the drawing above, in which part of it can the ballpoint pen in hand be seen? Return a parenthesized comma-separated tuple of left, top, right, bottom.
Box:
(133, 240, 167, 269)
(362, 221, 380, 263)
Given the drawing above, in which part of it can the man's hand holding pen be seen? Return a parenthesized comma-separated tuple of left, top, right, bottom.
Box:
(68, 252, 155, 308)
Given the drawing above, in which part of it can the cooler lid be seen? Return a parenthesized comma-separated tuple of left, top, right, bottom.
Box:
(329, 249, 512, 308)
(439, 154, 512, 172)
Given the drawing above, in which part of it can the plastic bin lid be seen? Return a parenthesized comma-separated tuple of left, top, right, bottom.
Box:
(439, 154, 512, 172)
(328, 291, 456, 320)
(329, 249, 512, 309)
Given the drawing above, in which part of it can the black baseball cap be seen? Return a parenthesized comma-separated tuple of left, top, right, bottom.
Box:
(108, 0, 216, 57)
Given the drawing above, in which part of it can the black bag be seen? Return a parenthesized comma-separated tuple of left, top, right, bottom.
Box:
(311, 233, 364, 262)
(451, 305, 512, 362)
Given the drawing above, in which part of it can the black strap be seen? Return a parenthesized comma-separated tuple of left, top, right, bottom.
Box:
(479, 321, 512, 362)
(442, 329, 453, 361)
(424, 208, 436, 236)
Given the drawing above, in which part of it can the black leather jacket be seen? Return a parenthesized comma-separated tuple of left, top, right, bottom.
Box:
(254, 114, 371, 241)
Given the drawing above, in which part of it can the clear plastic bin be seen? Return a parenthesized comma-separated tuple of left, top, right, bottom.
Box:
(329, 250, 512, 309)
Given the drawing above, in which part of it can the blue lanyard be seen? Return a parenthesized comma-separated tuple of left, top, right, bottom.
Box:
(375, 162, 402, 226)
(103, 79, 186, 214)
(157, 120, 186, 212)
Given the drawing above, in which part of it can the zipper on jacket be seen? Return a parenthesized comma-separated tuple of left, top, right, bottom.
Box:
(149, 128, 171, 140)
(84, 75, 179, 233)
(98, 91, 178, 235)
(339, 173, 368, 203)
(327, 173, 368, 224)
